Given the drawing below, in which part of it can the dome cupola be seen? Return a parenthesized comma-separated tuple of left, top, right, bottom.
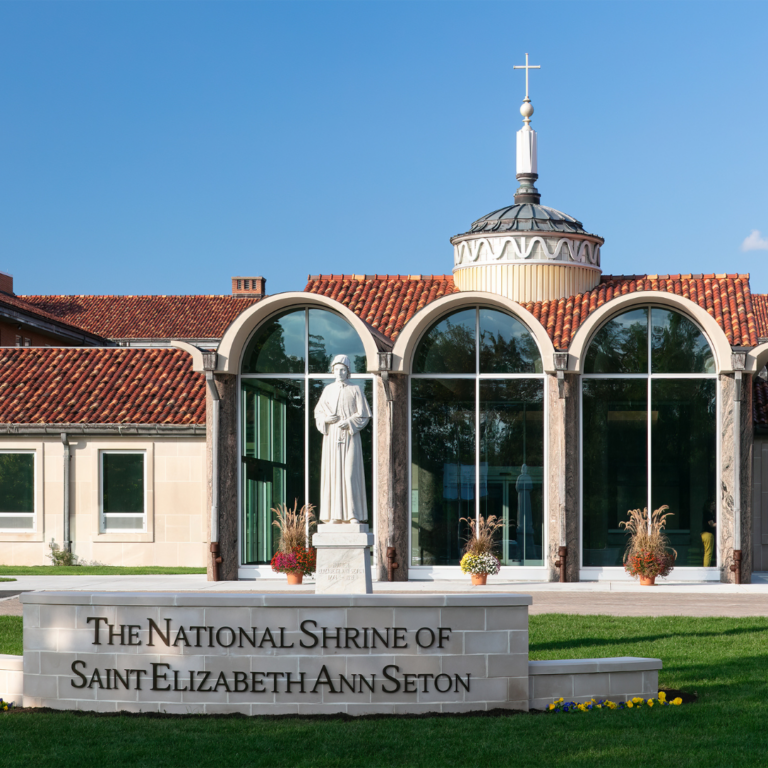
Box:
(451, 54, 604, 303)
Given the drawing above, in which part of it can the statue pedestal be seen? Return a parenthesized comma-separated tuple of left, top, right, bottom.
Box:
(312, 523, 374, 594)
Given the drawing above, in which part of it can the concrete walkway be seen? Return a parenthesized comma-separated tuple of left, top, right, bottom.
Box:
(2, 574, 768, 616)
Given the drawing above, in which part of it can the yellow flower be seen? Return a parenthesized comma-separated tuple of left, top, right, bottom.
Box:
(596, 704, 602, 709)
(672, 698, 683, 706)
(627, 701, 634, 708)
(648, 700, 654, 707)
(632, 697, 643, 704)
(577, 704, 586, 711)
(658, 691, 666, 701)
(548, 703, 555, 710)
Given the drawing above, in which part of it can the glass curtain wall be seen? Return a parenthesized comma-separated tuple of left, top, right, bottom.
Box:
(410, 307, 544, 567)
(581, 307, 717, 568)
(240, 308, 373, 565)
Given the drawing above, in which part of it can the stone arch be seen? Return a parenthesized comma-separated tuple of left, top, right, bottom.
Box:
(567, 290, 734, 373)
(390, 291, 556, 373)
(213, 292, 389, 374)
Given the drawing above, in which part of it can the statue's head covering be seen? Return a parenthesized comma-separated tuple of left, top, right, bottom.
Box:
(331, 354, 351, 372)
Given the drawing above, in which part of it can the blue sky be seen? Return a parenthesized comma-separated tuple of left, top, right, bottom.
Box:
(1, 1, 767, 297)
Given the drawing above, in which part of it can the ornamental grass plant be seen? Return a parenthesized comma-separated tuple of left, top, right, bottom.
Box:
(270, 500, 317, 576)
(271, 500, 316, 553)
(620, 505, 676, 580)
(460, 513, 503, 557)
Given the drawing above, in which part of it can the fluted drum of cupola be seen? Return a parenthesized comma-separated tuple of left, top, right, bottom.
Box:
(450, 203, 604, 303)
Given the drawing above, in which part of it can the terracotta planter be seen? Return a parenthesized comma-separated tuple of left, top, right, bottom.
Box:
(471, 573, 488, 586)
(286, 572, 303, 585)
(639, 575, 656, 586)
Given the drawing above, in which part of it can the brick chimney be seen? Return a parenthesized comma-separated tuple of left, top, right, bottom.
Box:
(232, 276, 266, 298)
(0, 271, 13, 295)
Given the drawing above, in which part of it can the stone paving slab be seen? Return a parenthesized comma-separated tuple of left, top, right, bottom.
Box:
(3, 590, 768, 617)
(5, 574, 768, 594)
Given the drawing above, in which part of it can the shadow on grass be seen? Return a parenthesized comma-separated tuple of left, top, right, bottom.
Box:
(530, 623, 768, 654)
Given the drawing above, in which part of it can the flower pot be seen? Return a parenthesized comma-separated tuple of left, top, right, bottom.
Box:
(639, 575, 656, 586)
(286, 572, 303, 585)
(471, 573, 488, 586)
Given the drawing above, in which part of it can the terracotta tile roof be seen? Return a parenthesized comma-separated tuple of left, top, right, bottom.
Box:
(306, 273, 758, 349)
(18, 294, 261, 341)
(755, 378, 768, 426)
(0, 292, 106, 341)
(523, 274, 757, 349)
(0, 348, 205, 425)
(751, 294, 768, 340)
(304, 275, 459, 339)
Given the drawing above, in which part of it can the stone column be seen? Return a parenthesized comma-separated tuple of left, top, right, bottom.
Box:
(720, 372, 753, 583)
(206, 373, 238, 581)
(546, 372, 580, 582)
(374, 373, 409, 581)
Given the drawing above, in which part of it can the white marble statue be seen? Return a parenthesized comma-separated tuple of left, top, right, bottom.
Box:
(314, 354, 371, 523)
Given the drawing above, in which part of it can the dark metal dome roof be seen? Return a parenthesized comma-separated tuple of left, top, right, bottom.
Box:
(465, 203, 589, 236)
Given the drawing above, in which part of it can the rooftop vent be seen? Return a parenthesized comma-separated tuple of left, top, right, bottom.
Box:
(232, 276, 266, 298)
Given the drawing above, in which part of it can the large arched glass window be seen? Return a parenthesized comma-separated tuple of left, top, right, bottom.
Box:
(410, 307, 544, 568)
(581, 306, 717, 569)
(240, 308, 373, 566)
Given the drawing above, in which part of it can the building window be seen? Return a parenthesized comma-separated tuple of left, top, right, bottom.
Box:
(240, 308, 373, 565)
(100, 452, 146, 532)
(0, 452, 35, 531)
(23, 338, 30, 347)
(15, 335, 21, 347)
(581, 306, 717, 568)
(410, 307, 545, 568)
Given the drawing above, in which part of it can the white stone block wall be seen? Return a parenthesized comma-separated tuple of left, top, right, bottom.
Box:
(0, 653, 24, 706)
(21, 593, 532, 715)
(0, 435, 206, 568)
(528, 658, 661, 710)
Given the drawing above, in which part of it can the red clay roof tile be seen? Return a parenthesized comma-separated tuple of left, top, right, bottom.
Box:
(751, 294, 768, 339)
(305, 273, 759, 348)
(18, 295, 260, 341)
(0, 348, 205, 425)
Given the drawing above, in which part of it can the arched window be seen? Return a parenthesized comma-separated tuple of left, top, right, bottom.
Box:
(410, 307, 545, 569)
(240, 308, 373, 566)
(581, 306, 717, 570)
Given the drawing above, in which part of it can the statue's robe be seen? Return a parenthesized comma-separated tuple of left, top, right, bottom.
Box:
(314, 381, 371, 522)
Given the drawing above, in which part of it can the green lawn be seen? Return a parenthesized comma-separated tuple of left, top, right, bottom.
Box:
(0, 577, 16, 582)
(0, 566, 205, 575)
(2, 614, 767, 767)
(0, 616, 22, 655)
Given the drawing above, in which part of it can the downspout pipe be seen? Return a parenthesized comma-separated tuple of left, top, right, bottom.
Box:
(205, 371, 222, 581)
(732, 371, 742, 584)
(61, 432, 71, 553)
(381, 371, 398, 580)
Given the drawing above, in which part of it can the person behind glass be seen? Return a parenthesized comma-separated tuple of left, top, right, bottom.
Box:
(314, 354, 371, 524)
(701, 501, 716, 567)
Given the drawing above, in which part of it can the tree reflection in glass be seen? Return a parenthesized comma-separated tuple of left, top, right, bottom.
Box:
(583, 308, 648, 373)
(242, 310, 306, 374)
(411, 379, 475, 565)
(651, 308, 715, 373)
(479, 380, 544, 565)
(480, 309, 542, 374)
(412, 309, 475, 374)
(308, 309, 367, 373)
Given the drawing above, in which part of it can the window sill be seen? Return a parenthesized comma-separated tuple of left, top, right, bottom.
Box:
(94, 531, 154, 544)
(0, 530, 43, 543)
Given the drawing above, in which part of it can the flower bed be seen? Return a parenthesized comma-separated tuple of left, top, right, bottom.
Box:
(1, 698, 15, 712)
(548, 691, 683, 712)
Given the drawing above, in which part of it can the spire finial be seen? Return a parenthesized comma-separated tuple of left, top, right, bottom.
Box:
(513, 53, 540, 126)
(513, 53, 541, 205)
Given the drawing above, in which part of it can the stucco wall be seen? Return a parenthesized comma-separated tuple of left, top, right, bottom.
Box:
(0, 435, 207, 567)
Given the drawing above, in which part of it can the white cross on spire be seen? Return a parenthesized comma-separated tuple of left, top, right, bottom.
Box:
(513, 53, 540, 101)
